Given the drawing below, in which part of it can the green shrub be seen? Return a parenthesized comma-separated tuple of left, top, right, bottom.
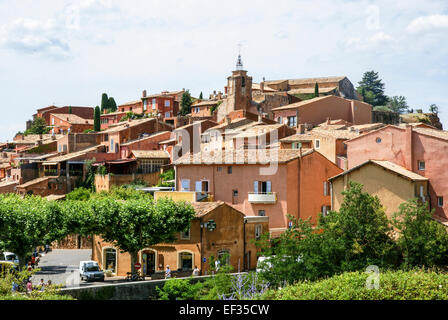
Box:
(157, 278, 203, 300)
(66, 187, 92, 201)
(263, 270, 448, 300)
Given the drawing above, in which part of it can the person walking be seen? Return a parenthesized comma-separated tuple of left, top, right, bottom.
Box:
(30, 256, 36, 269)
(165, 265, 171, 279)
(192, 266, 200, 276)
(26, 280, 32, 294)
(39, 279, 46, 292)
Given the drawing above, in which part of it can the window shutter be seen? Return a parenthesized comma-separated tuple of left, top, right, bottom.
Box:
(266, 181, 272, 193)
(195, 181, 202, 192)
(323, 182, 328, 196)
(254, 181, 259, 193)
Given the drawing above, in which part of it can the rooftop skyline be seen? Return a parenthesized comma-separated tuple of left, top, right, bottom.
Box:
(1, 0, 447, 141)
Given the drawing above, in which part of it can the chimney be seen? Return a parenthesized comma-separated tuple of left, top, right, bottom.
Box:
(217, 91, 222, 100)
(326, 117, 331, 125)
(258, 113, 263, 123)
(39, 134, 43, 140)
(298, 124, 305, 134)
(260, 82, 265, 93)
(143, 90, 147, 98)
(226, 116, 231, 125)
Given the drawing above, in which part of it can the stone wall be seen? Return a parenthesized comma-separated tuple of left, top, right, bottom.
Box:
(52, 234, 92, 249)
(372, 110, 400, 125)
(60, 273, 244, 300)
(95, 172, 160, 192)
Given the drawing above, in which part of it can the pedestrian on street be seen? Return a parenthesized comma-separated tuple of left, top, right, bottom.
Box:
(165, 265, 171, 279)
(30, 256, 35, 269)
(39, 279, 46, 292)
(26, 280, 32, 294)
(27, 263, 32, 272)
(192, 266, 200, 277)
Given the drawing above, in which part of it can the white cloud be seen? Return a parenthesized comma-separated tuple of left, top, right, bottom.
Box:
(344, 32, 394, 53)
(407, 14, 448, 33)
(0, 18, 71, 58)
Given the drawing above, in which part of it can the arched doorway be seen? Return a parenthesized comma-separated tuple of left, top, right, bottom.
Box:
(141, 250, 156, 276)
(178, 251, 193, 271)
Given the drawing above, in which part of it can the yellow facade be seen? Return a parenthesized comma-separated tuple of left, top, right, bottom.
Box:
(331, 162, 428, 218)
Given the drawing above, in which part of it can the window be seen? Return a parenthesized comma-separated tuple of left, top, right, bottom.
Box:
(254, 181, 272, 194)
(179, 252, 193, 270)
(143, 100, 148, 111)
(315, 139, 321, 149)
(255, 225, 262, 240)
(292, 142, 302, 150)
(165, 112, 170, 118)
(181, 179, 190, 191)
(195, 180, 209, 193)
(104, 248, 117, 274)
(228, 166, 233, 174)
(258, 210, 266, 217)
(323, 181, 330, 196)
(180, 228, 190, 240)
(217, 250, 230, 266)
(233, 190, 238, 197)
(376, 137, 382, 144)
(438, 197, 444, 208)
(322, 206, 329, 217)
(152, 98, 156, 109)
(287, 116, 297, 127)
(217, 167, 222, 172)
(165, 100, 170, 107)
(277, 117, 282, 124)
(418, 160, 425, 171)
(110, 139, 114, 152)
(241, 77, 246, 88)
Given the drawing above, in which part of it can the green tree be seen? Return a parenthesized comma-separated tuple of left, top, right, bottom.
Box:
(108, 97, 118, 112)
(68, 106, 72, 114)
(357, 71, 389, 106)
(429, 104, 439, 115)
(94, 106, 101, 132)
(199, 92, 203, 100)
(387, 96, 409, 114)
(0, 195, 69, 269)
(25, 117, 49, 135)
(314, 83, 319, 98)
(87, 197, 195, 274)
(82, 159, 97, 192)
(257, 182, 398, 285)
(392, 199, 448, 267)
(66, 187, 92, 201)
(101, 93, 109, 113)
(180, 90, 193, 116)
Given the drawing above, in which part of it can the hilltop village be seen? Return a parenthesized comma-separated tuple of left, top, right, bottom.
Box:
(1, 56, 446, 276)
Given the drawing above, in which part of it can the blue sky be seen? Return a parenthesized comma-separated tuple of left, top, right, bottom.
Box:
(0, 0, 447, 141)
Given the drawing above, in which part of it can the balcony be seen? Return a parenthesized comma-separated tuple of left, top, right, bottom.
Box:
(248, 192, 277, 204)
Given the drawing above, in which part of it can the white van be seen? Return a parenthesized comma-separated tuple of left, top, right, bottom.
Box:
(1, 252, 19, 264)
(79, 261, 105, 282)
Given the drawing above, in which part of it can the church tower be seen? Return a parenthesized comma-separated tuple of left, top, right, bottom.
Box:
(225, 54, 253, 111)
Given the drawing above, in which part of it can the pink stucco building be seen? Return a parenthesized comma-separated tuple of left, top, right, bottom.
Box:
(345, 125, 448, 220)
(174, 149, 343, 234)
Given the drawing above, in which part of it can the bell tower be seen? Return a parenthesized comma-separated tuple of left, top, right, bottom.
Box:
(225, 53, 253, 111)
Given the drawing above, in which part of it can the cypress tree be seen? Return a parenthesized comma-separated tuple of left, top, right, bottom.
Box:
(199, 92, 203, 100)
(94, 106, 101, 132)
(68, 106, 72, 114)
(314, 83, 319, 98)
(101, 93, 109, 112)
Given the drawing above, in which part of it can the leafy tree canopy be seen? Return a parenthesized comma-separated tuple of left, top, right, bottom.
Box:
(180, 90, 193, 116)
(357, 70, 389, 107)
(387, 96, 409, 114)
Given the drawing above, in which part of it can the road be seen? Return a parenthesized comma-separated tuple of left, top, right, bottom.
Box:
(32, 249, 97, 287)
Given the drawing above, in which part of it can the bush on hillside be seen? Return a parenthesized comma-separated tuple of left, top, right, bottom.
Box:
(263, 270, 448, 300)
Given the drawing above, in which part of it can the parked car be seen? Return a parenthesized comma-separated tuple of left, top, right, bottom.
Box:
(1, 252, 19, 264)
(79, 261, 105, 282)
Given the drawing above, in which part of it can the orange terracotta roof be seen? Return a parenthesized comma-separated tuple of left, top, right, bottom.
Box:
(52, 114, 93, 125)
(174, 149, 314, 165)
(271, 95, 335, 111)
(191, 201, 225, 217)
